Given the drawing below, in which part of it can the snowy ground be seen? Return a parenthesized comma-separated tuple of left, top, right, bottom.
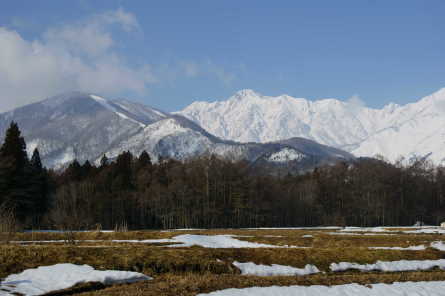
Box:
(5, 226, 445, 295)
(232, 262, 320, 276)
(368, 245, 426, 251)
(0, 264, 150, 296)
(113, 234, 307, 248)
(197, 281, 445, 296)
(13, 234, 307, 249)
(330, 259, 445, 272)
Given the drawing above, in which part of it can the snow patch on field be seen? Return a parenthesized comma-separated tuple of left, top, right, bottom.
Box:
(431, 241, 445, 251)
(368, 245, 426, 251)
(245, 227, 341, 230)
(11, 235, 305, 248)
(327, 232, 396, 236)
(340, 227, 393, 233)
(196, 281, 445, 296)
(112, 234, 304, 248)
(330, 259, 445, 272)
(0, 264, 150, 296)
(404, 227, 445, 234)
(233, 261, 319, 276)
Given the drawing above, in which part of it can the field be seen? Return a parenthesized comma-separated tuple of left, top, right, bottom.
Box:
(1, 226, 445, 295)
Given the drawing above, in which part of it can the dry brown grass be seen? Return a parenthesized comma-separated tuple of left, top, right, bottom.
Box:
(73, 271, 445, 296)
(2, 228, 445, 295)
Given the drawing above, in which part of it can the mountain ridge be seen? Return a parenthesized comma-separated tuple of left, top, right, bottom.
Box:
(0, 92, 353, 171)
(178, 88, 445, 163)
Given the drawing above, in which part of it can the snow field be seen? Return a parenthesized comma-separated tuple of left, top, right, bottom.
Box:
(431, 241, 445, 251)
(330, 259, 445, 272)
(5, 228, 445, 295)
(232, 262, 320, 276)
(112, 234, 306, 248)
(0, 264, 150, 296)
(368, 245, 426, 251)
(196, 281, 445, 296)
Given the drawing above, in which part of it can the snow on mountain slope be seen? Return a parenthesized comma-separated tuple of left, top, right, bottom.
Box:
(0, 92, 353, 170)
(0, 92, 165, 167)
(178, 88, 445, 163)
(268, 148, 306, 163)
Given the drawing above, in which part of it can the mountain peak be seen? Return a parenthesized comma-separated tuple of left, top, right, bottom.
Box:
(178, 87, 445, 164)
(41, 91, 93, 107)
(419, 87, 445, 104)
(231, 89, 261, 100)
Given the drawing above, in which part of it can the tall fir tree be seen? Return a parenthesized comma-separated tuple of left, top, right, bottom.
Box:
(0, 122, 32, 222)
(100, 154, 109, 168)
(30, 148, 42, 170)
(137, 151, 152, 170)
(28, 148, 50, 225)
(0, 122, 28, 172)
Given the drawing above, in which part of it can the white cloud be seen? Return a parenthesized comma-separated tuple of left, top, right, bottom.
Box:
(0, 8, 152, 113)
(180, 61, 200, 78)
(0, 8, 238, 113)
(155, 59, 236, 86)
(206, 60, 236, 86)
(346, 94, 365, 113)
(43, 8, 140, 58)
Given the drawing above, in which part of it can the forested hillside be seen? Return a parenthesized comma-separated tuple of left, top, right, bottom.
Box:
(1, 122, 445, 230)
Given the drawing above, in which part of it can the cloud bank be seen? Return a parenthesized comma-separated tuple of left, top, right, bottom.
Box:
(0, 8, 154, 112)
(0, 8, 238, 113)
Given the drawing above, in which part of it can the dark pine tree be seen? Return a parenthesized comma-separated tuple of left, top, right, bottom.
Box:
(113, 151, 133, 190)
(82, 160, 93, 176)
(100, 154, 109, 168)
(0, 122, 28, 171)
(137, 151, 152, 170)
(0, 122, 32, 222)
(30, 148, 43, 171)
(66, 160, 83, 181)
(29, 148, 50, 225)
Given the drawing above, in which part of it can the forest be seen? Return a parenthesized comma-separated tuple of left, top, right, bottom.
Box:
(1, 122, 445, 231)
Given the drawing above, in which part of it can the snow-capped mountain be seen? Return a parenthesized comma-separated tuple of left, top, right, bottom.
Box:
(0, 92, 353, 170)
(178, 88, 445, 163)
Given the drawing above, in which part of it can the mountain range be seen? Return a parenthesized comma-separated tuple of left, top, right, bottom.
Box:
(3, 87, 443, 169)
(0, 92, 353, 170)
(179, 88, 445, 164)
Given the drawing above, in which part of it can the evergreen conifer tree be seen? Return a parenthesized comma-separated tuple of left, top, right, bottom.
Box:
(100, 154, 109, 168)
(137, 151, 152, 169)
(30, 148, 43, 171)
(0, 122, 32, 222)
(28, 148, 50, 225)
(0, 122, 28, 172)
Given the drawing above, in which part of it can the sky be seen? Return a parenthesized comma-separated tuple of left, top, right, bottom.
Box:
(1, 0, 445, 112)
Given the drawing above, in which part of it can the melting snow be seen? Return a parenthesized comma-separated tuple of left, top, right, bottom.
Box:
(11, 235, 305, 248)
(233, 261, 319, 276)
(368, 245, 426, 251)
(330, 259, 445, 272)
(112, 234, 304, 248)
(245, 227, 341, 230)
(431, 241, 445, 251)
(403, 228, 445, 234)
(339, 227, 392, 233)
(0, 264, 150, 296)
(196, 281, 445, 296)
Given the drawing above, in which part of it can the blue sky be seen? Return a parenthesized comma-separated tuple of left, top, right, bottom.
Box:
(1, 0, 445, 112)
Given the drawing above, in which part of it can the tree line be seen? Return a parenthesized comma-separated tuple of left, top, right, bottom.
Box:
(1, 122, 445, 230)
